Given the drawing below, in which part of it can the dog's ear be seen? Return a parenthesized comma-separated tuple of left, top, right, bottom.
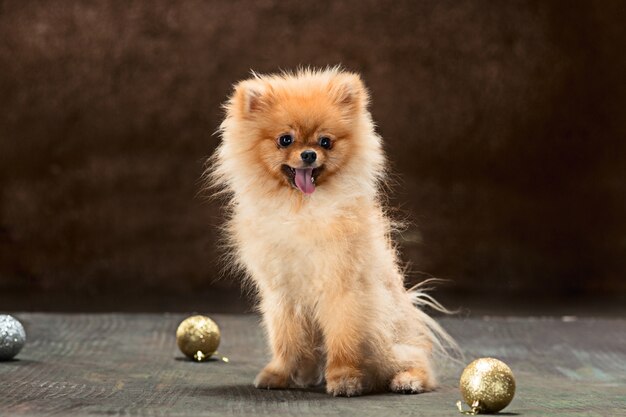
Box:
(231, 79, 272, 116)
(329, 72, 369, 111)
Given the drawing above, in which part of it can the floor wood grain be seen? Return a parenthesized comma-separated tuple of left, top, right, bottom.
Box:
(1, 314, 624, 416)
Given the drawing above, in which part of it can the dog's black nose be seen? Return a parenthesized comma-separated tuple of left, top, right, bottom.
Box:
(300, 150, 317, 163)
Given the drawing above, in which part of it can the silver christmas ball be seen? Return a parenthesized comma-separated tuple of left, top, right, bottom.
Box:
(0, 315, 26, 360)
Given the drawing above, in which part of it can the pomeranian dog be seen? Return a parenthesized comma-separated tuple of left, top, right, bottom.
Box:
(208, 68, 456, 396)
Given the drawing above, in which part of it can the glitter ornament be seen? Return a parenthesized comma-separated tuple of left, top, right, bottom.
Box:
(0, 315, 26, 361)
(458, 357, 515, 414)
(176, 315, 220, 362)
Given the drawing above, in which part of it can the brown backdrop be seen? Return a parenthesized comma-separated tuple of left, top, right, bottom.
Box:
(1, 0, 625, 301)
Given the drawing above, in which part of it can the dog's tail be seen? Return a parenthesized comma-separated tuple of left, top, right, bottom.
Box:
(407, 279, 463, 362)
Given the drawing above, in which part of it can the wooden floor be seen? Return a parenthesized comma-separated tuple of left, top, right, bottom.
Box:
(1, 314, 624, 416)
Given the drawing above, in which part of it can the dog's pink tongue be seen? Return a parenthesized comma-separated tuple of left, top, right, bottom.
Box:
(294, 168, 315, 194)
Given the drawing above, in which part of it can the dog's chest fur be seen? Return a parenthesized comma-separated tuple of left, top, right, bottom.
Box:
(232, 196, 372, 300)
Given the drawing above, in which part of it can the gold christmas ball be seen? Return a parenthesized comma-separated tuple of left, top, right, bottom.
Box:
(176, 315, 220, 362)
(459, 357, 515, 414)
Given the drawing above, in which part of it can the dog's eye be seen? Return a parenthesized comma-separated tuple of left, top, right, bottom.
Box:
(319, 136, 332, 149)
(278, 134, 293, 147)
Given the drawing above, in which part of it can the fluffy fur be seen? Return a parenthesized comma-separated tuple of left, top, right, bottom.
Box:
(207, 68, 456, 396)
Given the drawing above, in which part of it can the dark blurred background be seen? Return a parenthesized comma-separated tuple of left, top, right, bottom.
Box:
(1, 1, 625, 313)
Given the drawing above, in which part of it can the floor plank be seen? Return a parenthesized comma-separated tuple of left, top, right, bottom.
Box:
(1, 314, 624, 416)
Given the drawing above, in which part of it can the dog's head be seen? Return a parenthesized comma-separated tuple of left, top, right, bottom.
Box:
(216, 68, 384, 200)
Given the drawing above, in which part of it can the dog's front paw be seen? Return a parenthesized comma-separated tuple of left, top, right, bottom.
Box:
(254, 366, 290, 390)
(325, 367, 364, 397)
(389, 368, 434, 394)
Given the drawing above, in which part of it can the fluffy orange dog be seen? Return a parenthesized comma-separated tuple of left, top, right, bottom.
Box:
(209, 68, 455, 396)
